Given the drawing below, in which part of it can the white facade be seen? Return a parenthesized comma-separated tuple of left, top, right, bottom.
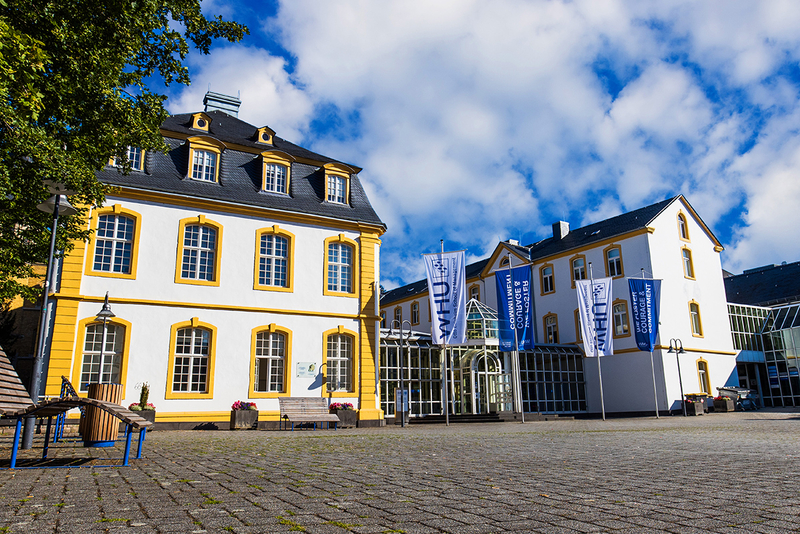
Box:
(381, 196, 736, 415)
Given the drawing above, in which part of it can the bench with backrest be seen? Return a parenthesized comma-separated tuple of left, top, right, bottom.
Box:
(0, 347, 152, 468)
(278, 397, 340, 430)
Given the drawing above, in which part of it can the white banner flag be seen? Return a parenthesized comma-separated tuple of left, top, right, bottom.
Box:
(576, 278, 614, 357)
(424, 251, 467, 345)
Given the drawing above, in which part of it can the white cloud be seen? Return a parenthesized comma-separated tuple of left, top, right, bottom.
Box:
(170, 0, 800, 283)
(169, 46, 313, 142)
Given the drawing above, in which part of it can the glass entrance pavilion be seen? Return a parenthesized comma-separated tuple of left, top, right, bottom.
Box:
(379, 299, 586, 419)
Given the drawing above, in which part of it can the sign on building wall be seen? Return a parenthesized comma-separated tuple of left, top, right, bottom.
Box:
(628, 278, 662, 352)
(423, 250, 467, 345)
(576, 278, 614, 357)
(495, 265, 535, 351)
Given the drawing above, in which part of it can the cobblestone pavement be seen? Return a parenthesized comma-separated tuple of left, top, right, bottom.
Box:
(1, 411, 799, 533)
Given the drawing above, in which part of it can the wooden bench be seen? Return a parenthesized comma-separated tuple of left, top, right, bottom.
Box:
(0, 347, 152, 468)
(278, 397, 340, 431)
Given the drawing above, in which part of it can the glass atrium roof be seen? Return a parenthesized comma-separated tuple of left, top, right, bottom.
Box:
(762, 303, 800, 333)
(466, 298, 498, 340)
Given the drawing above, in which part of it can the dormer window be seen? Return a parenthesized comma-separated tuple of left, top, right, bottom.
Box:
(256, 126, 275, 146)
(186, 136, 226, 183)
(191, 112, 212, 132)
(192, 149, 217, 182)
(327, 174, 347, 204)
(265, 164, 287, 193)
(260, 151, 294, 194)
(110, 146, 144, 171)
(323, 163, 355, 205)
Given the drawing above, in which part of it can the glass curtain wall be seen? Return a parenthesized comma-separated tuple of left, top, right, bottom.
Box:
(761, 303, 800, 407)
(380, 335, 441, 417)
(519, 345, 586, 413)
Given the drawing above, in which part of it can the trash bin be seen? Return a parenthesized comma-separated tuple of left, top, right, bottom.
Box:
(83, 383, 123, 447)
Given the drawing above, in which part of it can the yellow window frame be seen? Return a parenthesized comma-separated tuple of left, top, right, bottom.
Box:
(322, 234, 359, 297)
(187, 136, 225, 183)
(175, 215, 224, 287)
(540, 263, 555, 295)
(322, 326, 359, 398)
(249, 324, 293, 399)
(604, 244, 625, 279)
(261, 150, 294, 194)
(71, 316, 132, 398)
(253, 225, 295, 292)
(165, 317, 217, 400)
(689, 300, 704, 337)
(84, 204, 142, 280)
(612, 298, 631, 339)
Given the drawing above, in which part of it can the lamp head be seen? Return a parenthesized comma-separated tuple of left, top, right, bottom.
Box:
(95, 292, 115, 321)
(37, 195, 79, 216)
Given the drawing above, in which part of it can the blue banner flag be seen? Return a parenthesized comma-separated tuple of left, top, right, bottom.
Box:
(495, 265, 535, 351)
(628, 278, 661, 352)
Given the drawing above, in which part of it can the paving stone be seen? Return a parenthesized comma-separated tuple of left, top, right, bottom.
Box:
(2, 411, 800, 533)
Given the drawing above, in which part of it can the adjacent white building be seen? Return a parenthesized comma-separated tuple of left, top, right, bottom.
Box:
(381, 195, 736, 417)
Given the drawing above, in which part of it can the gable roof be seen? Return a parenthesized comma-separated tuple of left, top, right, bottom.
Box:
(380, 195, 715, 307)
(98, 110, 385, 230)
(526, 196, 678, 261)
(381, 258, 490, 307)
(724, 261, 800, 307)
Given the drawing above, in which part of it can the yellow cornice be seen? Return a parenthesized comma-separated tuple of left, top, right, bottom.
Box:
(54, 292, 381, 321)
(653, 344, 736, 356)
(107, 187, 386, 236)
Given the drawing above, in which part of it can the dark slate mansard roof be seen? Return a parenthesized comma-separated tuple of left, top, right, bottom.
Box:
(724, 261, 800, 307)
(381, 196, 686, 307)
(97, 110, 385, 229)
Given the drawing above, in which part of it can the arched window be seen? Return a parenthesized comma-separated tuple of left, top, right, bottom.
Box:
(469, 284, 480, 301)
(411, 302, 420, 325)
(697, 359, 711, 395)
(678, 212, 690, 241)
(326, 332, 353, 392)
(87, 206, 141, 279)
(380, 311, 386, 328)
(394, 306, 402, 324)
(253, 330, 287, 393)
(176, 216, 223, 286)
(613, 299, 630, 337)
(605, 245, 624, 278)
(571, 255, 586, 287)
(682, 247, 695, 279)
(540, 264, 555, 294)
(324, 235, 358, 296)
(166, 318, 217, 399)
(544, 313, 559, 343)
(689, 301, 703, 337)
(79, 323, 124, 392)
(94, 214, 135, 274)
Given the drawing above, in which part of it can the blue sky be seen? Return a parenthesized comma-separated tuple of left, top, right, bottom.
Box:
(165, 0, 800, 289)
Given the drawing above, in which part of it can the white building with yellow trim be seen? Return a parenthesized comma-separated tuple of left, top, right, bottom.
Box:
(380, 196, 736, 417)
(45, 93, 386, 427)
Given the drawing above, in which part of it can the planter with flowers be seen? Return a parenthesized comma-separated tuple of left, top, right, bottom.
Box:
(329, 402, 357, 428)
(713, 395, 735, 412)
(683, 397, 705, 416)
(129, 382, 156, 425)
(230, 401, 258, 430)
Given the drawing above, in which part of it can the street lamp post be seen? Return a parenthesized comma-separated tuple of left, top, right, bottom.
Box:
(668, 338, 687, 417)
(389, 319, 412, 427)
(22, 190, 78, 449)
(95, 292, 116, 381)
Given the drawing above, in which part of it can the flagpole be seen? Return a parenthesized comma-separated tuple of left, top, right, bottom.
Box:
(642, 268, 660, 419)
(507, 253, 525, 423)
(589, 262, 606, 421)
(439, 240, 450, 426)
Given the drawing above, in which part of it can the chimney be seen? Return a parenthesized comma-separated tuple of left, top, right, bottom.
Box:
(552, 221, 569, 240)
(507, 239, 519, 246)
(203, 91, 241, 117)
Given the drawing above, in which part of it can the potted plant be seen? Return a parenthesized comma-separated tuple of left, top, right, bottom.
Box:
(230, 401, 258, 430)
(713, 395, 735, 412)
(129, 382, 156, 424)
(329, 402, 357, 428)
(684, 397, 704, 416)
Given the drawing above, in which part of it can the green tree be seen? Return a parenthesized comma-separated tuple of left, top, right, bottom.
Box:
(0, 0, 247, 301)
